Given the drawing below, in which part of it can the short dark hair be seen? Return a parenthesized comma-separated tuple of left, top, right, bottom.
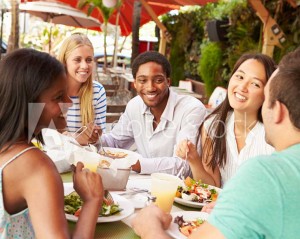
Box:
(131, 51, 171, 79)
(0, 48, 65, 151)
(269, 47, 300, 129)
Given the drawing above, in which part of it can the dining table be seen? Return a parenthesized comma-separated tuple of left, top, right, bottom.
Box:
(61, 171, 196, 239)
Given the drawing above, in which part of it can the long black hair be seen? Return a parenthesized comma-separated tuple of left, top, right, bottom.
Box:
(0, 48, 65, 152)
(198, 53, 277, 171)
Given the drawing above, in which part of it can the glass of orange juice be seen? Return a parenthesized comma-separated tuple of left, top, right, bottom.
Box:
(151, 173, 181, 213)
(83, 160, 99, 172)
(74, 155, 99, 172)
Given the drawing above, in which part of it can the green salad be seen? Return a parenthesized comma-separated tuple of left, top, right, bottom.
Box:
(64, 191, 122, 217)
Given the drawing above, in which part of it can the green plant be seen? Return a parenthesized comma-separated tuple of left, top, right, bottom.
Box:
(161, 0, 299, 95)
(162, 7, 209, 85)
(162, 12, 188, 85)
(78, 0, 122, 70)
(169, 42, 185, 86)
(198, 41, 223, 96)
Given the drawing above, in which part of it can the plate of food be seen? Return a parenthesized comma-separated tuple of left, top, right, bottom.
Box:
(99, 147, 141, 161)
(167, 211, 209, 239)
(174, 177, 220, 209)
(98, 147, 141, 171)
(64, 187, 134, 223)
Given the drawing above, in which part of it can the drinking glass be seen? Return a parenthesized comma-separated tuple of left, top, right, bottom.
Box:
(151, 173, 180, 213)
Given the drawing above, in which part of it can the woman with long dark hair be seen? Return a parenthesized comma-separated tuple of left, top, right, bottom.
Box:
(176, 53, 277, 187)
(0, 49, 103, 238)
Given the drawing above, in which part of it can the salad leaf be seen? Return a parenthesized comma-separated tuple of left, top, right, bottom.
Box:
(196, 218, 205, 225)
(64, 191, 122, 217)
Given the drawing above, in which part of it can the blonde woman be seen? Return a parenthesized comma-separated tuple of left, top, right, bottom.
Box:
(57, 33, 106, 145)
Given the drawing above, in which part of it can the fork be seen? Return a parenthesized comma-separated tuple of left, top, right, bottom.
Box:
(96, 132, 124, 160)
(118, 188, 149, 196)
(96, 131, 109, 157)
(104, 190, 114, 205)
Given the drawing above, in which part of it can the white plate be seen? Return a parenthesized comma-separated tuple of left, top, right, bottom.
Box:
(117, 193, 148, 209)
(64, 184, 135, 223)
(167, 211, 209, 239)
(174, 197, 204, 208)
(174, 185, 221, 209)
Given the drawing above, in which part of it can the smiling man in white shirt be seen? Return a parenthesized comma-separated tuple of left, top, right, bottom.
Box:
(101, 51, 206, 175)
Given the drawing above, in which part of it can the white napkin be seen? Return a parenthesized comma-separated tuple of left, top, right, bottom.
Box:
(42, 129, 97, 173)
(98, 152, 138, 182)
(46, 149, 71, 173)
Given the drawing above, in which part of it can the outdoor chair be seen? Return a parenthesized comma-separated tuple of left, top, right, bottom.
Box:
(103, 84, 120, 91)
(106, 104, 127, 123)
(208, 86, 227, 108)
(179, 80, 193, 92)
(103, 84, 120, 97)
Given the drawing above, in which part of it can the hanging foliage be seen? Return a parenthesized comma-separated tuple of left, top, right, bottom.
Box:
(198, 41, 223, 95)
(162, 6, 210, 85)
(162, 0, 300, 97)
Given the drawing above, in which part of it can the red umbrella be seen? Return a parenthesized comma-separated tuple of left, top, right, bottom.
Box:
(46, 0, 217, 36)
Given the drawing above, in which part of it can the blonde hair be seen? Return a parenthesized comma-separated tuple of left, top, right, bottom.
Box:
(57, 33, 94, 126)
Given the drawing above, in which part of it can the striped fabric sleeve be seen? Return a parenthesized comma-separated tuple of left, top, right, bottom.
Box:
(93, 81, 107, 132)
(66, 96, 82, 133)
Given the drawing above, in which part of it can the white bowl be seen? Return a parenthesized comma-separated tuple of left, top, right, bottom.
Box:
(97, 167, 130, 190)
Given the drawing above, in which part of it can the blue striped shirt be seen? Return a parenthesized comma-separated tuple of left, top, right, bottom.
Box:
(67, 81, 107, 133)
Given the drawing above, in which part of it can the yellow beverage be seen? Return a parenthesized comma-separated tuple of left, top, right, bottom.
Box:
(151, 173, 180, 213)
(152, 190, 176, 213)
(83, 162, 98, 172)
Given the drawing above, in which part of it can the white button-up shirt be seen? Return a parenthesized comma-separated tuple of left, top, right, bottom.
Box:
(102, 89, 207, 175)
(204, 111, 274, 186)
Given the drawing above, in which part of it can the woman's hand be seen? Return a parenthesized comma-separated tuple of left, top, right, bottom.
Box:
(71, 162, 104, 238)
(175, 140, 200, 165)
(72, 162, 103, 203)
(75, 122, 102, 146)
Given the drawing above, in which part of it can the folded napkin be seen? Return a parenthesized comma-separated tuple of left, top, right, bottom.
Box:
(42, 129, 96, 173)
(46, 149, 71, 173)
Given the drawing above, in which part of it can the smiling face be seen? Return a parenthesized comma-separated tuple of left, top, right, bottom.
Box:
(34, 73, 72, 134)
(134, 62, 170, 110)
(65, 45, 93, 85)
(228, 59, 268, 115)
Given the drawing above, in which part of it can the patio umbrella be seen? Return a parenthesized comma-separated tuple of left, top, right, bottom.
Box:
(51, 0, 217, 36)
(19, 1, 101, 29)
(19, 1, 102, 51)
